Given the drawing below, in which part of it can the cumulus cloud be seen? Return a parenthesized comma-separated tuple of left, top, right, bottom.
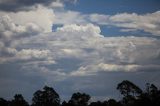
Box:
(1, 14, 160, 74)
(0, 20, 160, 101)
(1, 1, 159, 35)
(0, 5, 55, 32)
(47, 9, 160, 36)
(0, 15, 54, 64)
(56, 24, 102, 37)
(0, 15, 43, 58)
(49, 9, 160, 36)
(1, 23, 159, 74)
(0, 15, 43, 39)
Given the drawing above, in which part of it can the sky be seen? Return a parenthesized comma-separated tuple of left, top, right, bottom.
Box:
(0, 0, 160, 103)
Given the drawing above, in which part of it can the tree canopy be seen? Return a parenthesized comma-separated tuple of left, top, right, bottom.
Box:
(32, 86, 60, 106)
(0, 80, 160, 106)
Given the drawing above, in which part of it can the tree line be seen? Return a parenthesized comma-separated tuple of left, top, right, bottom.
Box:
(0, 80, 160, 106)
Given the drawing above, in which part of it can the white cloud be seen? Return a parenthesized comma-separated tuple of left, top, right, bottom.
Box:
(53, 10, 88, 25)
(52, 10, 160, 36)
(89, 14, 110, 25)
(1, 21, 160, 76)
(49, 1, 64, 8)
(0, 15, 43, 40)
(70, 63, 139, 76)
(24, 24, 160, 76)
(0, 5, 55, 32)
(16, 49, 51, 60)
(56, 24, 102, 37)
(0, 15, 45, 63)
(89, 11, 160, 36)
(1, 2, 159, 36)
(0, 15, 52, 62)
(0, 15, 160, 78)
(98, 63, 139, 72)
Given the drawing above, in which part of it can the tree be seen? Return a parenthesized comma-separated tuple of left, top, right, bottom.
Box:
(10, 94, 29, 106)
(89, 101, 102, 106)
(117, 80, 142, 105)
(62, 101, 68, 106)
(32, 86, 60, 106)
(0, 98, 9, 106)
(117, 80, 142, 97)
(138, 83, 160, 106)
(108, 99, 121, 106)
(69, 92, 91, 106)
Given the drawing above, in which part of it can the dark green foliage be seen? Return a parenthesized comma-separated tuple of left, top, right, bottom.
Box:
(10, 94, 29, 106)
(117, 80, 160, 106)
(89, 101, 103, 106)
(71, 92, 90, 106)
(31, 86, 60, 106)
(107, 99, 121, 106)
(117, 80, 142, 97)
(0, 98, 8, 106)
(64, 92, 91, 106)
(89, 99, 121, 106)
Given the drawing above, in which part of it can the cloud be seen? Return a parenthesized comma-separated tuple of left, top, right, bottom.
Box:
(0, 14, 160, 74)
(1, 22, 159, 72)
(53, 10, 89, 25)
(56, 24, 102, 37)
(89, 11, 160, 36)
(70, 63, 160, 77)
(0, 15, 43, 39)
(49, 9, 160, 36)
(1, 2, 160, 35)
(0, 5, 55, 32)
(0, 15, 54, 64)
(89, 14, 110, 25)
(0, 20, 160, 101)
(0, 15, 43, 61)
(0, 0, 64, 12)
(49, 1, 64, 8)
(51, 9, 160, 36)
(16, 49, 51, 60)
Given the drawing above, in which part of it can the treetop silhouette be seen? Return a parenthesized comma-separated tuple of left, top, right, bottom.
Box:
(0, 80, 160, 106)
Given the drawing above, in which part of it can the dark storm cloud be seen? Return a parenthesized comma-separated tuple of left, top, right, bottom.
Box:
(0, 0, 56, 12)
